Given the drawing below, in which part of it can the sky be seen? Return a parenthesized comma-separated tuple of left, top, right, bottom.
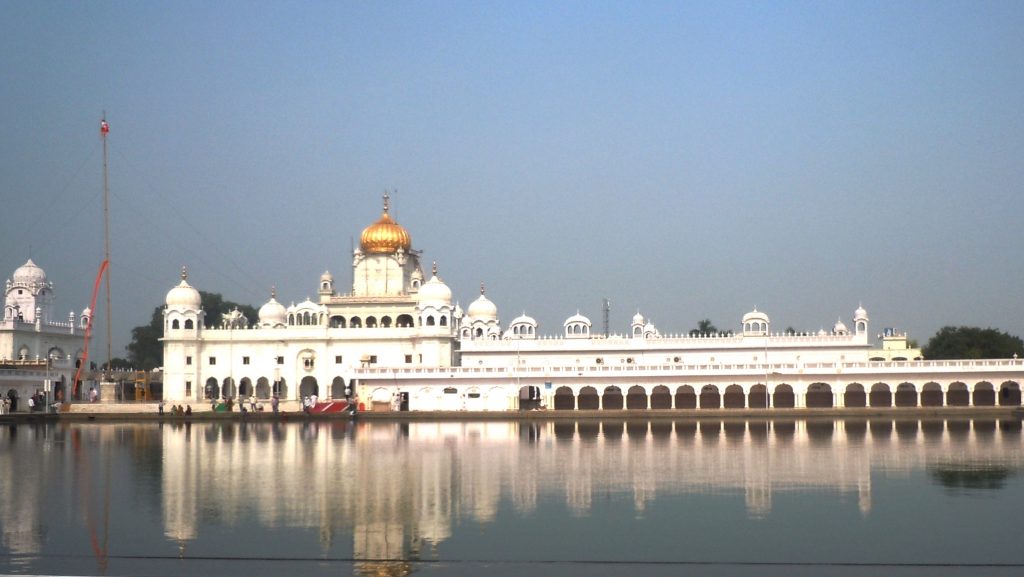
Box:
(1, 1, 1022, 359)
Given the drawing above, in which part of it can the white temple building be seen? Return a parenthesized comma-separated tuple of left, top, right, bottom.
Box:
(0, 259, 88, 407)
(161, 195, 1024, 411)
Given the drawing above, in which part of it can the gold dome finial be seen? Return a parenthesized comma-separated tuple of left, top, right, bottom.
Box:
(383, 190, 390, 214)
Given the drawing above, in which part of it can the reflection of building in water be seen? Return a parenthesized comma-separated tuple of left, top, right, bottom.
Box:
(154, 419, 1024, 559)
(0, 426, 48, 556)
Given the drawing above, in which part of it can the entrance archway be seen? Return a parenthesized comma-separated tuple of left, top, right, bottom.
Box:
(699, 385, 720, 409)
(625, 386, 647, 409)
(973, 382, 995, 406)
(773, 384, 795, 408)
(946, 382, 969, 406)
(723, 385, 745, 408)
(578, 386, 599, 410)
(255, 377, 271, 399)
(894, 383, 917, 407)
(554, 386, 575, 410)
(299, 377, 319, 398)
(675, 385, 696, 409)
(999, 381, 1021, 406)
(806, 383, 833, 408)
(869, 383, 892, 407)
(844, 383, 866, 407)
(921, 382, 943, 406)
(602, 386, 624, 410)
(650, 385, 671, 409)
(748, 384, 768, 408)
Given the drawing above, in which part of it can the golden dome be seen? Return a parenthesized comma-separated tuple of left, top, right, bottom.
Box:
(359, 193, 411, 254)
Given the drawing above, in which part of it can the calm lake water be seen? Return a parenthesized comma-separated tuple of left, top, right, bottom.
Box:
(1, 417, 1023, 577)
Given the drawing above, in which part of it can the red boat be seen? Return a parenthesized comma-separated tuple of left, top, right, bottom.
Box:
(308, 400, 353, 414)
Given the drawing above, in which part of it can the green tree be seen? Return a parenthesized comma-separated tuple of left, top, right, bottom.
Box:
(922, 326, 1023, 360)
(690, 319, 719, 337)
(126, 291, 258, 370)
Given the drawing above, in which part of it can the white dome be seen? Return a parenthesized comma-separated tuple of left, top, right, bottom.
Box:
(510, 313, 537, 326)
(165, 268, 201, 309)
(632, 312, 645, 325)
(418, 272, 452, 305)
(833, 318, 849, 334)
(854, 304, 868, 321)
(258, 295, 287, 325)
(742, 308, 769, 324)
(467, 286, 497, 320)
(12, 259, 46, 285)
(320, 270, 333, 283)
(564, 312, 591, 327)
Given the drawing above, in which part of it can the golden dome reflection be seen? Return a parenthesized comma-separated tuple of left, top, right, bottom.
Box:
(359, 192, 411, 254)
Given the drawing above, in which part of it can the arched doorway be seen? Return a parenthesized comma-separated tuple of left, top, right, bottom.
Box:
(921, 382, 943, 406)
(748, 384, 768, 409)
(221, 377, 237, 399)
(806, 383, 833, 408)
(894, 383, 917, 407)
(578, 386, 599, 410)
(239, 377, 252, 398)
(519, 385, 542, 410)
(699, 385, 720, 409)
(973, 382, 995, 406)
(625, 385, 647, 409)
(869, 383, 892, 407)
(650, 385, 671, 409)
(773, 384, 795, 408)
(274, 378, 288, 399)
(299, 377, 319, 399)
(204, 378, 218, 400)
(602, 386, 624, 410)
(255, 377, 271, 399)
(999, 381, 1021, 406)
(554, 386, 575, 410)
(675, 385, 696, 409)
(723, 385, 745, 408)
(844, 383, 866, 407)
(331, 377, 346, 400)
(946, 382, 969, 406)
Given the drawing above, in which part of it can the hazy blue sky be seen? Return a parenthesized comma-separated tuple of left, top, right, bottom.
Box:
(2, 1, 1022, 356)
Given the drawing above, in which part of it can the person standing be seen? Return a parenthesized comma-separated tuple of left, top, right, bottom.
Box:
(271, 395, 279, 414)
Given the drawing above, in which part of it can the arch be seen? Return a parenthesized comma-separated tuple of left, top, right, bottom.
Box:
(366, 316, 378, 328)
(894, 382, 918, 407)
(415, 387, 437, 412)
(204, 378, 218, 400)
(869, 382, 892, 408)
(299, 376, 319, 399)
(554, 386, 575, 410)
(350, 316, 362, 328)
(773, 384, 795, 408)
(806, 382, 833, 408)
(397, 314, 415, 327)
(439, 316, 448, 327)
(999, 381, 1021, 406)
(184, 319, 194, 330)
(426, 315, 436, 326)
(844, 383, 866, 407)
(255, 377, 271, 399)
(946, 381, 969, 406)
(519, 385, 542, 410)
(699, 385, 720, 409)
(748, 384, 768, 409)
(274, 378, 288, 399)
(626, 385, 648, 410)
(602, 386, 624, 410)
(675, 385, 697, 409)
(332, 376, 346, 399)
(723, 384, 745, 409)
(221, 378, 236, 399)
(171, 319, 180, 330)
(650, 385, 672, 409)
(921, 382, 943, 406)
(330, 315, 346, 328)
(475, 328, 483, 337)
(239, 377, 253, 398)
(973, 381, 995, 406)
(381, 316, 393, 328)
(578, 386, 599, 410)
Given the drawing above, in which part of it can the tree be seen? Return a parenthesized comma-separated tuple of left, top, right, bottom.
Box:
(922, 326, 1023, 360)
(690, 319, 719, 337)
(126, 291, 258, 370)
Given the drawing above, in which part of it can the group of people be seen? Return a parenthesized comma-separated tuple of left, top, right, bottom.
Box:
(161, 403, 192, 416)
(301, 394, 319, 414)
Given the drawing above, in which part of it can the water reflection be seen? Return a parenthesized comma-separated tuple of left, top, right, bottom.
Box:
(0, 418, 1022, 574)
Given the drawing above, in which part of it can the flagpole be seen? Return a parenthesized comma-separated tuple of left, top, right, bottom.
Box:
(101, 115, 112, 379)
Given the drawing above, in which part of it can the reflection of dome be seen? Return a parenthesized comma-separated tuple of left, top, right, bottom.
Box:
(360, 193, 411, 254)
(12, 259, 46, 285)
(165, 268, 201, 308)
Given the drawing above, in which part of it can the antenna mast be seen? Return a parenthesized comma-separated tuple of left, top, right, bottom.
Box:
(603, 298, 610, 337)
(100, 115, 112, 377)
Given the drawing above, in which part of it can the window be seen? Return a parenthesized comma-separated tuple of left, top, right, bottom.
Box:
(303, 358, 315, 369)
(186, 356, 192, 366)
(335, 355, 343, 364)
(405, 354, 412, 364)
(242, 356, 250, 365)
(209, 357, 216, 365)
(185, 381, 192, 397)
(172, 319, 180, 329)
(185, 319, 194, 329)
(276, 356, 284, 365)
(369, 355, 378, 364)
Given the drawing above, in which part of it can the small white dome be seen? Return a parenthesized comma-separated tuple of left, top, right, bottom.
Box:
(510, 313, 537, 326)
(165, 268, 201, 309)
(833, 318, 849, 334)
(854, 304, 868, 321)
(258, 291, 287, 326)
(81, 307, 92, 317)
(12, 259, 46, 285)
(742, 308, 769, 324)
(320, 270, 333, 282)
(467, 285, 497, 320)
(418, 270, 452, 305)
(564, 312, 591, 327)
(632, 312, 645, 325)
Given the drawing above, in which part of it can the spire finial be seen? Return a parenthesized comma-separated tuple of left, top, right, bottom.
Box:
(383, 190, 390, 214)
(271, 286, 277, 299)
(480, 282, 485, 295)
(180, 266, 188, 281)
(432, 261, 438, 275)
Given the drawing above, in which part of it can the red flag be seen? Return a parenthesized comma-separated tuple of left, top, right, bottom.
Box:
(100, 120, 109, 135)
